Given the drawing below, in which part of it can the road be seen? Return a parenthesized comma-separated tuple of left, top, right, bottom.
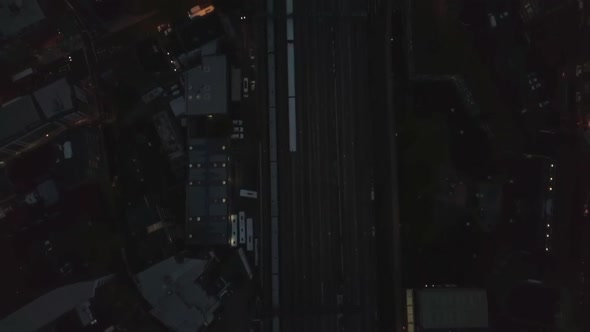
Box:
(272, 0, 393, 331)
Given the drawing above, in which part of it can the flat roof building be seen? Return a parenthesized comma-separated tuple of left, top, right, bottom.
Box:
(183, 55, 228, 116)
(0, 0, 46, 38)
(186, 137, 229, 246)
(406, 288, 490, 332)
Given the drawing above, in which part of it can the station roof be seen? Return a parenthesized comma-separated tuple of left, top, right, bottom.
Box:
(186, 137, 229, 246)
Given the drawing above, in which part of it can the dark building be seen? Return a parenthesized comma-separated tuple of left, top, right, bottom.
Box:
(0, 77, 95, 162)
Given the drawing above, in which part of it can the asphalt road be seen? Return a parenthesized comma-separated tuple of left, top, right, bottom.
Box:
(274, 0, 388, 331)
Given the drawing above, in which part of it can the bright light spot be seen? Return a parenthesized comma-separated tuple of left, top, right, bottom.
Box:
(166, 52, 170, 55)
(546, 247, 549, 251)
(197, 217, 201, 221)
(547, 223, 550, 227)
(549, 187, 553, 191)
(222, 145, 226, 150)
(222, 181, 226, 185)
(222, 198, 226, 203)
(550, 177, 553, 181)
(546, 234, 550, 238)
(45, 134, 49, 137)
(551, 164, 554, 167)
(208, 115, 213, 118)
(222, 163, 226, 167)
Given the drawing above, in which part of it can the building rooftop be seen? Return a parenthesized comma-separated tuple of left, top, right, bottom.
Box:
(416, 288, 489, 330)
(50, 127, 100, 189)
(0, 78, 90, 161)
(0, 0, 46, 38)
(186, 137, 229, 246)
(32, 77, 75, 118)
(184, 55, 228, 116)
(136, 256, 220, 332)
(0, 275, 114, 332)
(0, 96, 42, 142)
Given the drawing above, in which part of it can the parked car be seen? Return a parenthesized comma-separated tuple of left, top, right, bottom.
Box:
(233, 127, 244, 133)
(231, 133, 244, 140)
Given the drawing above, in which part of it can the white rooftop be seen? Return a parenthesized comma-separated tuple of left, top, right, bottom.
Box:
(136, 257, 221, 331)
